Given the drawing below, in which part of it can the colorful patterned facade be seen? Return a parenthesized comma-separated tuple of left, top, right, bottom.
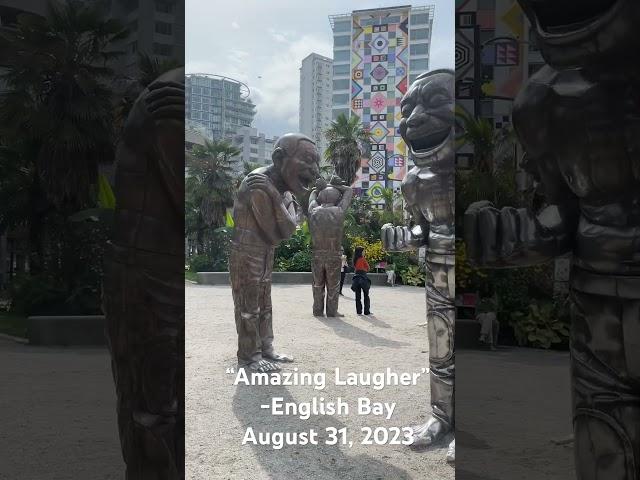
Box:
(331, 6, 434, 207)
(350, 9, 411, 205)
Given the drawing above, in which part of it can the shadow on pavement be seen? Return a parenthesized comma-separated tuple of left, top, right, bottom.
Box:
(315, 316, 411, 348)
(232, 384, 413, 480)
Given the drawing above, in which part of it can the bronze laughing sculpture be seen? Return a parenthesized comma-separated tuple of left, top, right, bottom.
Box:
(382, 69, 456, 464)
(230, 133, 320, 373)
(104, 68, 185, 479)
(465, 1, 640, 477)
(308, 176, 353, 317)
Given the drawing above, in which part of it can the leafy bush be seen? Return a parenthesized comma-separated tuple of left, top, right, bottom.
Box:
(348, 235, 386, 264)
(276, 250, 312, 272)
(511, 297, 570, 349)
(401, 265, 426, 287)
(455, 239, 487, 291)
(189, 254, 213, 273)
(9, 273, 102, 316)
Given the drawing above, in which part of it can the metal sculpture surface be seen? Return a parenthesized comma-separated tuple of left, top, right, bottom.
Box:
(308, 176, 353, 317)
(230, 133, 320, 373)
(465, 2, 640, 477)
(104, 68, 185, 479)
(382, 69, 455, 463)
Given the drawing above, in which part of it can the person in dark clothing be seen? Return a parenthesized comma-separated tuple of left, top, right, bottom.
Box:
(350, 246, 372, 315)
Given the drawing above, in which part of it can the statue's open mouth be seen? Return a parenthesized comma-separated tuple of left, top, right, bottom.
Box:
(297, 171, 318, 192)
(407, 128, 450, 155)
(530, 0, 618, 36)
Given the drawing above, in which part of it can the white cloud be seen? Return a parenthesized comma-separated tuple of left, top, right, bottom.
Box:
(231, 21, 240, 29)
(251, 34, 332, 132)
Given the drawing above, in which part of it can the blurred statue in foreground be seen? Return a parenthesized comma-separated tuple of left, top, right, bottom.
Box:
(104, 68, 185, 479)
(465, 1, 640, 477)
(230, 133, 320, 373)
(308, 176, 353, 317)
(382, 69, 455, 464)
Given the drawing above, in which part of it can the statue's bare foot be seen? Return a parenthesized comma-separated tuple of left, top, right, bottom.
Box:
(313, 312, 325, 317)
(326, 312, 344, 318)
(446, 439, 455, 464)
(409, 416, 451, 449)
(245, 359, 280, 372)
(263, 351, 294, 363)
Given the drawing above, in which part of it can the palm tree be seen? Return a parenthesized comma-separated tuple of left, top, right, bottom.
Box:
(456, 111, 496, 173)
(324, 113, 370, 186)
(0, 0, 128, 211)
(137, 52, 182, 88)
(185, 139, 241, 252)
(115, 53, 183, 130)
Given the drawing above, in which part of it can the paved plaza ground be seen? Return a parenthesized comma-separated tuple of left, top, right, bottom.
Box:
(0, 338, 122, 479)
(0, 282, 575, 479)
(456, 348, 575, 480)
(186, 282, 454, 480)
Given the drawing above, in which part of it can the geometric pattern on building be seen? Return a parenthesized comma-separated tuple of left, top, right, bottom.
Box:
(351, 8, 410, 205)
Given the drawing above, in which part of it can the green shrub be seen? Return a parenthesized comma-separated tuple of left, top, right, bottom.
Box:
(189, 254, 213, 272)
(401, 265, 426, 287)
(511, 297, 570, 349)
(9, 273, 101, 316)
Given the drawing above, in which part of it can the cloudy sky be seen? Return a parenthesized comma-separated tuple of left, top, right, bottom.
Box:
(186, 1, 454, 137)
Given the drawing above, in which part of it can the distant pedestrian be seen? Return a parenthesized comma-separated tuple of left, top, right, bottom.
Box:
(339, 248, 348, 295)
(476, 298, 499, 349)
(350, 246, 372, 315)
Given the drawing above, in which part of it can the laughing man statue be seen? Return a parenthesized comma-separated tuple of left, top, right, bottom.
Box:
(382, 69, 456, 464)
(230, 133, 320, 373)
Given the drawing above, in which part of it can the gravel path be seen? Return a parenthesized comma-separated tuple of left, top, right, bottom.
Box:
(186, 283, 453, 480)
(456, 347, 575, 480)
(0, 339, 122, 480)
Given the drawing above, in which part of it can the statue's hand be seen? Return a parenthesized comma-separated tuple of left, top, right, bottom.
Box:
(246, 173, 279, 197)
(464, 200, 523, 266)
(382, 224, 417, 251)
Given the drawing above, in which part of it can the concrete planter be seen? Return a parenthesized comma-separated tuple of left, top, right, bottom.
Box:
(27, 315, 106, 346)
(197, 271, 390, 286)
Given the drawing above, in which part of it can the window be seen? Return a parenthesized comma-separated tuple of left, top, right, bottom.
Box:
(410, 13, 429, 25)
(410, 43, 429, 55)
(333, 64, 349, 75)
(333, 93, 349, 105)
(155, 21, 173, 35)
(250, 138, 258, 145)
(333, 108, 349, 120)
(334, 35, 350, 47)
(410, 28, 429, 40)
(155, 1, 174, 13)
(153, 42, 173, 56)
(333, 21, 350, 33)
(410, 58, 429, 72)
(333, 50, 350, 62)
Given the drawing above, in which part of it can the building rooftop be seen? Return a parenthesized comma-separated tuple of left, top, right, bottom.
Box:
(329, 5, 433, 28)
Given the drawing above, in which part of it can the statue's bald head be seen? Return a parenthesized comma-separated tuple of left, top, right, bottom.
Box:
(271, 132, 321, 195)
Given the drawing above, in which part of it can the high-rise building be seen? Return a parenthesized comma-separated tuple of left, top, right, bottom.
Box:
(109, 0, 185, 77)
(299, 53, 333, 160)
(185, 74, 256, 140)
(454, 0, 544, 174)
(231, 127, 278, 169)
(329, 5, 434, 206)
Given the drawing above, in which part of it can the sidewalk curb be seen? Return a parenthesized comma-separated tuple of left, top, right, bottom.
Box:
(0, 332, 29, 344)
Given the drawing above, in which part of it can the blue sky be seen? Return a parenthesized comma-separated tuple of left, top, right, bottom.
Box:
(186, 1, 454, 137)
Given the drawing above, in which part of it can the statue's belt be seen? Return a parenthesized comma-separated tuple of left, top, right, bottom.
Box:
(571, 267, 640, 299)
